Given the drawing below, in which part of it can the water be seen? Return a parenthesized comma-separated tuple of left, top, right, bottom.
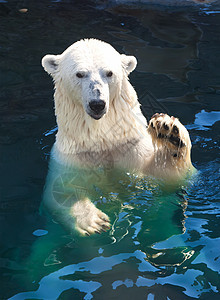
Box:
(0, 0, 220, 299)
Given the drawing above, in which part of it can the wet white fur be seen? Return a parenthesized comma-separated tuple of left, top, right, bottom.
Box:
(42, 39, 154, 169)
(42, 39, 193, 235)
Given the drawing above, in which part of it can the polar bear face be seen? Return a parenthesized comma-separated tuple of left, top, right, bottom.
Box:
(42, 39, 137, 120)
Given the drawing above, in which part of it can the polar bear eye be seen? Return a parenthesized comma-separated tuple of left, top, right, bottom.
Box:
(76, 72, 84, 78)
(106, 71, 113, 77)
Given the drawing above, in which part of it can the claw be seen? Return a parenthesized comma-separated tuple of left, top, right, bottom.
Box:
(101, 217, 109, 222)
(152, 113, 159, 119)
(103, 224, 111, 230)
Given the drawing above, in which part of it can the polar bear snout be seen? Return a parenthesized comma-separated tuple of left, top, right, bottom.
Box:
(88, 100, 106, 120)
(89, 100, 105, 113)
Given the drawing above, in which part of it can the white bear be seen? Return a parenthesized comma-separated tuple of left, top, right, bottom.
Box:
(41, 38, 194, 236)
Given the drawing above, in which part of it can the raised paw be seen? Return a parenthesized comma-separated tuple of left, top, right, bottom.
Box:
(70, 198, 111, 236)
(148, 113, 191, 157)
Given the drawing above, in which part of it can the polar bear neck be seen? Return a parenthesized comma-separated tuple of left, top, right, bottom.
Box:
(54, 79, 148, 155)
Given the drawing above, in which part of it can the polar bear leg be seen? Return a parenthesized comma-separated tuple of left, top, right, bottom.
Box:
(70, 198, 111, 236)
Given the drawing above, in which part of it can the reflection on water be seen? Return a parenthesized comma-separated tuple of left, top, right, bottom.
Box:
(0, 0, 220, 299)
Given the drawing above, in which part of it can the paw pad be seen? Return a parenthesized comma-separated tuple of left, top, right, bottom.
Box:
(148, 113, 188, 151)
(172, 125, 179, 135)
(169, 135, 184, 148)
(163, 123, 169, 130)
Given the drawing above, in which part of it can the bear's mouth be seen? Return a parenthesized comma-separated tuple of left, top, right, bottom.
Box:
(87, 110, 106, 120)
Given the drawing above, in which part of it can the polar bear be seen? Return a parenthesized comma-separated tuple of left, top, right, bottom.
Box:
(41, 38, 194, 236)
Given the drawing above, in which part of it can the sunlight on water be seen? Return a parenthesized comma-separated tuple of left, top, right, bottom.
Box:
(186, 110, 220, 131)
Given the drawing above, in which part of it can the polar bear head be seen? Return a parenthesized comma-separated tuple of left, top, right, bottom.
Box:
(42, 39, 137, 120)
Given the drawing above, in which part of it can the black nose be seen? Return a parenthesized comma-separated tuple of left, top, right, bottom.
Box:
(89, 100, 105, 114)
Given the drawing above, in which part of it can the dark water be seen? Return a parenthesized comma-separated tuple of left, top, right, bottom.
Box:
(0, 0, 220, 299)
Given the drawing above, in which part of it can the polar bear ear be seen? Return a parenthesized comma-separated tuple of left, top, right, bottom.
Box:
(42, 54, 60, 76)
(121, 54, 137, 75)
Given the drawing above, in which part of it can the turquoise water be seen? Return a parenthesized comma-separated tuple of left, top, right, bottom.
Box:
(0, 0, 220, 299)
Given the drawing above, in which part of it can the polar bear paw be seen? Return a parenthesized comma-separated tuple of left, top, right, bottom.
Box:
(70, 198, 111, 236)
(148, 113, 191, 158)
